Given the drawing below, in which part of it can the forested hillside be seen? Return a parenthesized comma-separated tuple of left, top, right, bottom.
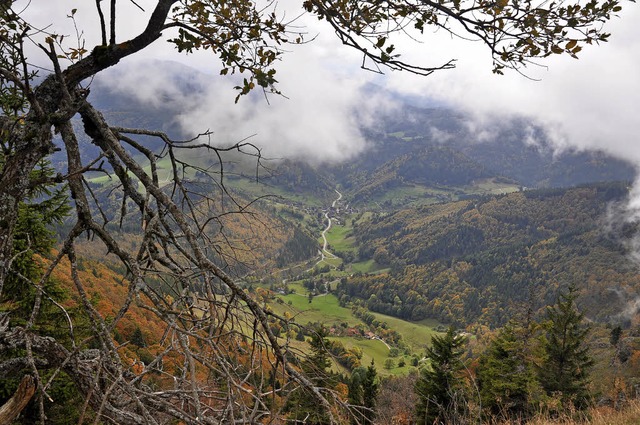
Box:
(43, 68, 640, 424)
(70, 186, 318, 278)
(364, 105, 636, 189)
(337, 183, 638, 327)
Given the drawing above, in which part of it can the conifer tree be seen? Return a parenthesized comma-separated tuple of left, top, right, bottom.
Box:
(348, 359, 379, 424)
(348, 368, 364, 404)
(539, 286, 594, 410)
(131, 326, 147, 348)
(0, 159, 79, 424)
(287, 325, 333, 423)
(477, 320, 542, 420)
(0, 159, 70, 314)
(304, 326, 332, 380)
(362, 360, 379, 424)
(610, 325, 622, 347)
(415, 327, 467, 425)
(348, 367, 365, 425)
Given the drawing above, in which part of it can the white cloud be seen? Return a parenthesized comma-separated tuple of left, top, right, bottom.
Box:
(94, 55, 396, 163)
(172, 44, 381, 163)
(383, 6, 640, 162)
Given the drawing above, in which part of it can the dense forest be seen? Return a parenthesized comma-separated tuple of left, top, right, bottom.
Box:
(337, 183, 637, 327)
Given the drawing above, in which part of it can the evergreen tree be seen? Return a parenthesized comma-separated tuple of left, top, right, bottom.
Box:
(0, 159, 70, 315)
(477, 320, 542, 420)
(348, 360, 378, 425)
(610, 325, 622, 347)
(0, 160, 82, 424)
(131, 326, 147, 348)
(348, 367, 364, 405)
(362, 360, 379, 425)
(538, 286, 594, 410)
(415, 327, 467, 425)
(304, 325, 332, 380)
(287, 325, 333, 423)
(348, 367, 365, 425)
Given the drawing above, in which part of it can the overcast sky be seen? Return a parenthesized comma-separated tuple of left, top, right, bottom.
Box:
(19, 0, 640, 165)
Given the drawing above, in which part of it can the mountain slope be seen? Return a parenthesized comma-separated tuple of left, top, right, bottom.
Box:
(319, 106, 635, 209)
(337, 183, 639, 327)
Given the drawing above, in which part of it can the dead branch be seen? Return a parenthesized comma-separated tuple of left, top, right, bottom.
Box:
(0, 375, 36, 424)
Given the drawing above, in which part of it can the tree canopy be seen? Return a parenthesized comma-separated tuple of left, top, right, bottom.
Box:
(0, 0, 627, 423)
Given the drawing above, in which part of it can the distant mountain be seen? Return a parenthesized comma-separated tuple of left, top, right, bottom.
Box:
(369, 104, 636, 189)
(347, 145, 493, 204)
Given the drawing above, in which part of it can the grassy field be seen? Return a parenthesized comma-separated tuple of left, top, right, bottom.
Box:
(87, 156, 178, 187)
(332, 337, 410, 376)
(349, 259, 388, 274)
(225, 175, 327, 207)
(358, 178, 521, 209)
(325, 223, 357, 253)
(322, 213, 389, 274)
(274, 292, 358, 325)
(320, 256, 343, 269)
(469, 178, 520, 195)
(267, 290, 441, 376)
(369, 314, 440, 353)
(376, 185, 445, 204)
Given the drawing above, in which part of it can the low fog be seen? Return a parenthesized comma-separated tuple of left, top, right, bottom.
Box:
(94, 56, 395, 163)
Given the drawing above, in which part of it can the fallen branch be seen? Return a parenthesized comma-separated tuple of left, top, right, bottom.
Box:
(0, 375, 36, 424)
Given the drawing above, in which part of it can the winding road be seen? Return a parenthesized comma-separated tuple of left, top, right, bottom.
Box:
(319, 189, 342, 260)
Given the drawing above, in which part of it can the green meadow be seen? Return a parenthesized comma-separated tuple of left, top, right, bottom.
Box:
(325, 223, 357, 253)
(269, 291, 440, 376)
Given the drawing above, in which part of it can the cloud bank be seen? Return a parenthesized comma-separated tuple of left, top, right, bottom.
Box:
(383, 5, 640, 162)
(95, 54, 394, 164)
